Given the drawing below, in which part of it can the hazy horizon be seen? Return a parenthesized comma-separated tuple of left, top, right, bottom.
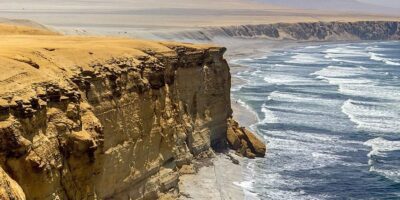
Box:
(254, 0, 400, 15)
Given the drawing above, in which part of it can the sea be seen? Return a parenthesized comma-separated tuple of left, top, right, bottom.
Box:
(231, 41, 400, 200)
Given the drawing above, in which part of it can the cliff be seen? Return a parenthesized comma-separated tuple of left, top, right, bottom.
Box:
(0, 25, 265, 200)
(158, 21, 400, 41)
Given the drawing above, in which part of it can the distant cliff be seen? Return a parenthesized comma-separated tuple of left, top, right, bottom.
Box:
(0, 25, 265, 200)
(158, 21, 400, 41)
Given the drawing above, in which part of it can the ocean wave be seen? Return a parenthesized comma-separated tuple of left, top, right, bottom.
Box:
(311, 65, 370, 78)
(233, 41, 400, 199)
(303, 45, 321, 49)
(369, 52, 400, 66)
(341, 99, 400, 133)
(338, 84, 400, 102)
(312, 65, 374, 85)
(324, 47, 369, 58)
(233, 181, 259, 199)
(231, 84, 244, 92)
(285, 53, 324, 64)
(229, 57, 254, 64)
(260, 103, 278, 124)
(364, 137, 400, 157)
(324, 78, 373, 85)
(237, 160, 261, 200)
(312, 66, 400, 101)
(268, 91, 336, 106)
(366, 46, 387, 51)
(253, 128, 360, 199)
(369, 167, 400, 183)
(364, 137, 400, 182)
(263, 74, 315, 85)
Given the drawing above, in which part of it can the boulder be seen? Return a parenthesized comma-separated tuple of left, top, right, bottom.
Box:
(242, 128, 266, 157)
(226, 127, 241, 150)
(226, 118, 266, 158)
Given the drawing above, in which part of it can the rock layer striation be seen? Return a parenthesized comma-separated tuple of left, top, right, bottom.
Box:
(159, 21, 400, 41)
(0, 27, 264, 199)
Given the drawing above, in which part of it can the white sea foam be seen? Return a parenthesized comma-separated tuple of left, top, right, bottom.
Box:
(369, 167, 400, 183)
(313, 66, 400, 101)
(338, 84, 400, 101)
(324, 47, 369, 58)
(235, 42, 400, 199)
(263, 74, 314, 85)
(285, 53, 323, 64)
(366, 46, 386, 51)
(260, 103, 278, 124)
(304, 45, 321, 49)
(313, 67, 374, 85)
(369, 52, 400, 66)
(231, 84, 243, 92)
(311, 65, 370, 78)
(242, 128, 358, 199)
(341, 99, 400, 133)
(331, 58, 365, 64)
(268, 91, 335, 106)
(233, 182, 260, 200)
(364, 137, 400, 182)
(324, 77, 373, 85)
(229, 57, 254, 64)
(364, 137, 400, 157)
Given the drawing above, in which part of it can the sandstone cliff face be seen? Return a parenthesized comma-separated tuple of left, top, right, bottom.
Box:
(0, 32, 241, 199)
(0, 167, 26, 200)
(162, 21, 400, 41)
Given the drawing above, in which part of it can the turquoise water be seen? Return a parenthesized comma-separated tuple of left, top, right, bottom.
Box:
(231, 41, 400, 199)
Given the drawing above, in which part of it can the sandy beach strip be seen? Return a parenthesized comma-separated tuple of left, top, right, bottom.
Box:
(179, 153, 245, 200)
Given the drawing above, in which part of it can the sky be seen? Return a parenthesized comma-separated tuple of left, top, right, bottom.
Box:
(358, 0, 400, 8)
(254, 0, 400, 15)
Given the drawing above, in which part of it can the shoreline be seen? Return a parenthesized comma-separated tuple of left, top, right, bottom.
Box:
(179, 153, 245, 200)
(180, 39, 400, 199)
(228, 39, 311, 129)
(180, 39, 313, 200)
(181, 39, 362, 199)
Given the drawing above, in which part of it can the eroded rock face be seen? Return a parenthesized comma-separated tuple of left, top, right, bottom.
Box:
(0, 167, 26, 200)
(169, 21, 400, 41)
(0, 34, 235, 199)
(226, 119, 266, 158)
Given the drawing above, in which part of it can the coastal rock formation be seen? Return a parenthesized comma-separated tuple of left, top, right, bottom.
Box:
(0, 24, 259, 199)
(0, 167, 26, 200)
(227, 119, 266, 158)
(162, 21, 400, 41)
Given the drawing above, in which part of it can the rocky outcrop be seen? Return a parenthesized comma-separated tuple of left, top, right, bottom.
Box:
(0, 29, 255, 199)
(227, 119, 266, 158)
(162, 21, 400, 41)
(0, 167, 26, 200)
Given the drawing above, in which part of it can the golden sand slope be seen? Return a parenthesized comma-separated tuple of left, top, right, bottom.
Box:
(0, 23, 58, 35)
(0, 27, 213, 99)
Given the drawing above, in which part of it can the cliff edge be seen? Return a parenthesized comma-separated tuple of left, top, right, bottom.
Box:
(0, 24, 265, 199)
(158, 21, 400, 42)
